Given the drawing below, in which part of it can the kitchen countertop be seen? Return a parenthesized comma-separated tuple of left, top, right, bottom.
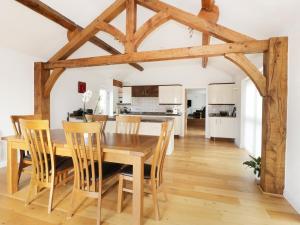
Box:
(70, 115, 174, 123)
(118, 112, 182, 116)
(109, 116, 174, 123)
(209, 116, 236, 118)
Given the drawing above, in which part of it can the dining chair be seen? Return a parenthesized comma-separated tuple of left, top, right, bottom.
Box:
(20, 119, 73, 214)
(11, 115, 40, 184)
(85, 114, 109, 131)
(115, 115, 141, 134)
(117, 119, 174, 220)
(63, 121, 123, 225)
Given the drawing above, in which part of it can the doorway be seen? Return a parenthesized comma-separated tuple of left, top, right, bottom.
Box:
(186, 88, 206, 137)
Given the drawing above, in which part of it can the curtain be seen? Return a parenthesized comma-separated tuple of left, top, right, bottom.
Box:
(242, 78, 262, 157)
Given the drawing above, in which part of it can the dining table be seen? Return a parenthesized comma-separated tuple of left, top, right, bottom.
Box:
(1, 129, 159, 225)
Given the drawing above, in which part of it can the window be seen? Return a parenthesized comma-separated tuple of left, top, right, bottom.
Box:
(241, 78, 262, 157)
(95, 89, 110, 115)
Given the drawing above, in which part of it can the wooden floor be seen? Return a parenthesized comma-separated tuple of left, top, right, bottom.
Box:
(0, 127, 299, 225)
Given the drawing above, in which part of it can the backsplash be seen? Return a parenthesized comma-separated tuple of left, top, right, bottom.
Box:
(128, 97, 181, 113)
(208, 105, 236, 116)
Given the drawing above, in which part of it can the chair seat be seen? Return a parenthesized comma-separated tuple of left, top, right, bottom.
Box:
(121, 164, 154, 179)
(55, 156, 73, 172)
(23, 154, 32, 161)
(91, 162, 123, 180)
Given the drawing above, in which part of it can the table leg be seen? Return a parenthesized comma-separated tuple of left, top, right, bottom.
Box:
(7, 143, 18, 194)
(132, 157, 144, 225)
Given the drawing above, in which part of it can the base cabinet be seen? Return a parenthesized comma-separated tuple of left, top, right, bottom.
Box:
(209, 117, 236, 139)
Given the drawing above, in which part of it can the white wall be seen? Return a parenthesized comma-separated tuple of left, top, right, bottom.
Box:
(284, 30, 300, 213)
(0, 48, 40, 167)
(122, 61, 235, 88)
(50, 69, 114, 129)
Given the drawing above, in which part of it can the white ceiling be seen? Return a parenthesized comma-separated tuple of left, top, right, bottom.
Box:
(0, 0, 298, 77)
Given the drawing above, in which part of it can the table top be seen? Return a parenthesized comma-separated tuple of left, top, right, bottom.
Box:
(1, 129, 159, 157)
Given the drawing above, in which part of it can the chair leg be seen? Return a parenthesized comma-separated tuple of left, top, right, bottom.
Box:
(67, 189, 77, 219)
(117, 175, 124, 213)
(96, 185, 102, 225)
(152, 183, 160, 220)
(25, 178, 37, 206)
(48, 183, 55, 214)
(18, 151, 25, 184)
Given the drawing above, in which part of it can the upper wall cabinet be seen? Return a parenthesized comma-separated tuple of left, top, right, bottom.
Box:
(159, 85, 183, 105)
(208, 83, 236, 105)
(132, 86, 159, 97)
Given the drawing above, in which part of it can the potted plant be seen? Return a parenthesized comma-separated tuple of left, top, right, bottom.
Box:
(243, 155, 261, 184)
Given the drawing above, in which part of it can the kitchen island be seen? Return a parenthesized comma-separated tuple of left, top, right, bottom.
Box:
(106, 116, 175, 155)
(116, 112, 184, 137)
(70, 115, 175, 155)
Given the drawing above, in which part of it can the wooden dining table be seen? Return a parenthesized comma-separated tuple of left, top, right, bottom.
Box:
(1, 129, 159, 225)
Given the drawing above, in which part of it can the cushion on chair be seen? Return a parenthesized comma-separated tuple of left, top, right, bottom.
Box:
(55, 156, 73, 171)
(121, 164, 154, 179)
(90, 162, 123, 180)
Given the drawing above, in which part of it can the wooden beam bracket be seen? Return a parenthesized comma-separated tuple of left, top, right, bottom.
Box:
(225, 53, 267, 96)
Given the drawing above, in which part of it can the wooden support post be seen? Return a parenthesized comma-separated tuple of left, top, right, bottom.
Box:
(260, 37, 288, 194)
(34, 62, 50, 120)
(126, 0, 137, 53)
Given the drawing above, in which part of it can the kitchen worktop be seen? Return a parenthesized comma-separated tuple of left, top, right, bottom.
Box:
(70, 115, 174, 123)
(110, 116, 174, 123)
(118, 112, 182, 116)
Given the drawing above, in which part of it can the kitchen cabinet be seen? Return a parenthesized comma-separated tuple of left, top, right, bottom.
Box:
(208, 83, 236, 104)
(159, 85, 183, 105)
(132, 86, 158, 97)
(209, 117, 236, 139)
(122, 87, 132, 104)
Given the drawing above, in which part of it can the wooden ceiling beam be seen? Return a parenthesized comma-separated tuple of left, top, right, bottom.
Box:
(199, 0, 220, 68)
(43, 40, 269, 69)
(125, 0, 137, 53)
(16, 0, 143, 72)
(48, 0, 127, 62)
(137, 0, 253, 43)
(96, 22, 126, 44)
(134, 10, 170, 49)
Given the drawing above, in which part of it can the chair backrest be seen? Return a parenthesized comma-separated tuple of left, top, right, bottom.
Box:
(63, 122, 104, 193)
(11, 115, 40, 136)
(85, 114, 108, 131)
(115, 115, 141, 134)
(151, 119, 174, 185)
(20, 119, 54, 186)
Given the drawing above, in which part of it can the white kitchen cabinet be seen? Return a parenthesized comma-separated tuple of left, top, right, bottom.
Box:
(208, 83, 235, 104)
(209, 117, 236, 139)
(159, 86, 183, 104)
(122, 87, 132, 104)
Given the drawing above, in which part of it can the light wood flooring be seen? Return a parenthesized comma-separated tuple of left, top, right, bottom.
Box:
(0, 127, 299, 225)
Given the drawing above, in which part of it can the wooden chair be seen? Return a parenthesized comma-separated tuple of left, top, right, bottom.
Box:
(85, 114, 109, 131)
(20, 119, 73, 214)
(63, 121, 123, 225)
(11, 115, 40, 184)
(115, 115, 141, 134)
(117, 119, 174, 220)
